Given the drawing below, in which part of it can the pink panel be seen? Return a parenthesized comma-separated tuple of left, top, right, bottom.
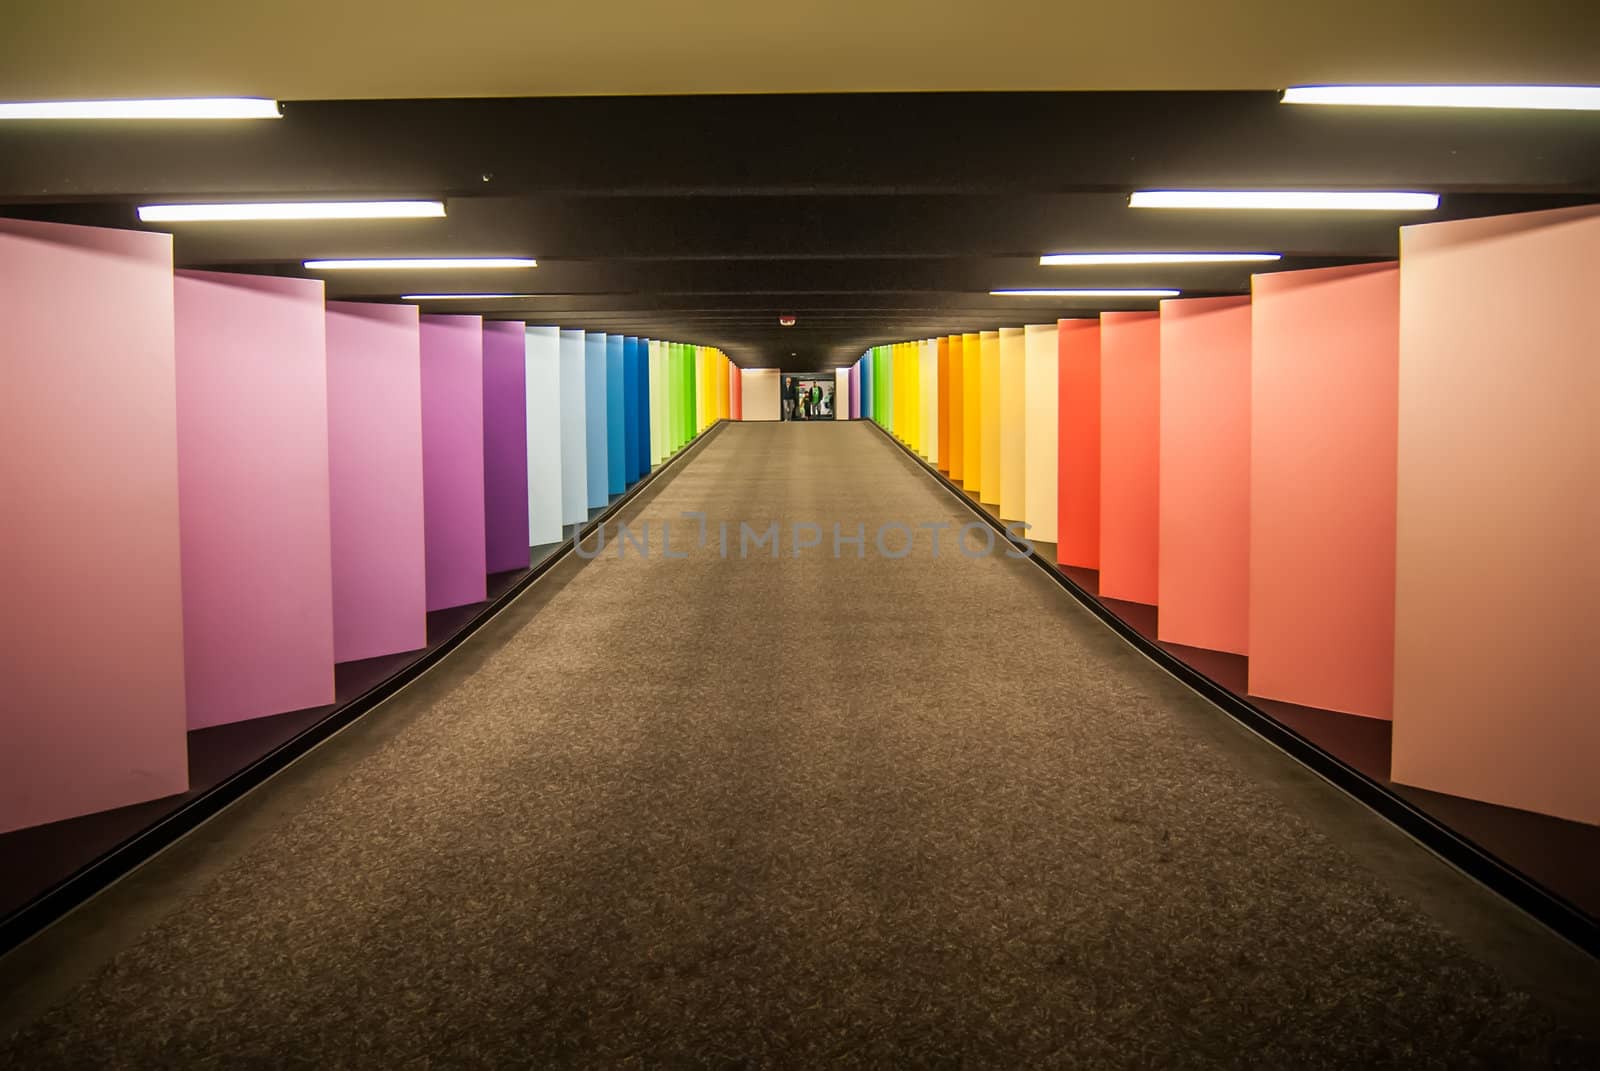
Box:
(1392, 205, 1600, 825)
(1057, 319, 1101, 569)
(326, 301, 428, 664)
(1158, 296, 1252, 654)
(175, 270, 335, 730)
(482, 321, 530, 574)
(0, 220, 189, 833)
(1098, 312, 1161, 605)
(1249, 263, 1398, 718)
(420, 315, 488, 611)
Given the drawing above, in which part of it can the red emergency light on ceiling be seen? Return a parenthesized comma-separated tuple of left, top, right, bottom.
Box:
(778, 315, 797, 327)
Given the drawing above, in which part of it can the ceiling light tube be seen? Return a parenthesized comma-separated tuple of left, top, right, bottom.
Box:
(304, 257, 537, 270)
(401, 293, 532, 300)
(0, 97, 282, 120)
(1039, 252, 1281, 266)
(1282, 85, 1600, 110)
(1130, 190, 1438, 211)
(989, 289, 1179, 297)
(138, 200, 445, 223)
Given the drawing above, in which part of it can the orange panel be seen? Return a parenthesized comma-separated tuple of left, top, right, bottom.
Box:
(936, 336, 951, 470)
(1057, 319, 1100, 569)
(948, 335, 965, 482)
(1098, 312, 1160, 605)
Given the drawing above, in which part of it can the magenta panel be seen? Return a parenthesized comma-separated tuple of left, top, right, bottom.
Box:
(420, 314, 488, 610)
(482, 320, 530, 573)
(175, 270, 335, 730)
(1249, 263, 1398, 718)
(0, 219, 190, 833)
(1158, 296, 1252, 655)
(326, 301, 428, 664)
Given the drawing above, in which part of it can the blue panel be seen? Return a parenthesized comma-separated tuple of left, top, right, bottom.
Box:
(622, 335, 641, 486)
(638, 338, 653, 473)
(861, 352, 873, 422)
(584, 332, 609, 509)
(606, 333, 625, 495)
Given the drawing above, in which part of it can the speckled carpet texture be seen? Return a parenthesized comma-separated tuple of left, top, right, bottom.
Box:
(2, 421, 1595, 1068)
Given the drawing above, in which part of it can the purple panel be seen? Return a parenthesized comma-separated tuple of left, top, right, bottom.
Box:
(175, 270, 336, 730)
(850, 364, 861, 419)
(0, 219, 189, 833)
(326, 302, 428, 663)
(420, 314, 488, 610)
(483, 321, 531, 572)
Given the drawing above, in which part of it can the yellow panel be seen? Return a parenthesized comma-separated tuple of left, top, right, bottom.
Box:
(962, 332, 982, 493)
(907, 338, 921, 452)
(948, 334, 964, 482)
(999, 326, 1027, 521)
(716, 351, 730, 420)
(980, 330, 1001, 505)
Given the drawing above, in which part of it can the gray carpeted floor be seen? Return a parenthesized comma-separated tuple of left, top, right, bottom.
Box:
(3, 421, 1596, 1068)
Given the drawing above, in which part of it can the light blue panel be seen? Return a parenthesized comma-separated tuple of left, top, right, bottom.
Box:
(558, 328, 588, 527)
(606, 333, 625, 495)
(584, 331, 609, 509)
(524, 326, 563, 546)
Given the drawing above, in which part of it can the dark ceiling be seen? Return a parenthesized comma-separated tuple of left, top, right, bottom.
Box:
(2, 92, 1597, 370)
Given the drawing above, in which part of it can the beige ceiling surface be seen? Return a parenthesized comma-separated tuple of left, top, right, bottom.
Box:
(5, 0, 1598, 101)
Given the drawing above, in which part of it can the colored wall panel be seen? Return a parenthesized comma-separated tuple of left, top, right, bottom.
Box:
(936, 336, 951, 469)
(922, 339, 938, 461)
(948, 335, 965, 481)
(484, 321, 531, 570)
(742, 368, 781, 421)
(835, 367, 851, 420)
(622, 335, 641, 486)
(521, 324, 561, 550)
(325, 301, 427, 664)
(1391, 205, 1600, 825)
(730, 357, 743, 421)
(717, 352, 731, 422)
(649, 340, 666, 461)
(1057, 319, 1101, 569)
(0, 219, 189, 833)
(999, 327, 1026, 521)
(979, 331, 1002, 505)
(1249, 263, 1399, 718)
(606, 334, 625, 493)
(584, 332, 609, 507)
(1157, 297, 1252, 654)
(420, 314, 488, 612)
(1098, 312, 1160, 605)
(962, 333, 981, 491)
(849, 362, 859, 420)
(175, 270, 335, 728)
(861, 352, 873, 422)
(559, 328, 589, 526)
(1023, 323, 1059, 544)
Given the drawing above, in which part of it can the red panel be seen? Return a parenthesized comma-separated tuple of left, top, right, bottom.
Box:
(1250, 263, 1398, 718)
(1098, 312, 1160, 604)
(1056, 319, 1101, 569)
(1158, 296, 1252, 654)
(730, 359, 742, 420)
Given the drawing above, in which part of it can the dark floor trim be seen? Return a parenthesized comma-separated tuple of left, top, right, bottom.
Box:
(865, 419, 1600, 960)
(0, 422, 727, 957)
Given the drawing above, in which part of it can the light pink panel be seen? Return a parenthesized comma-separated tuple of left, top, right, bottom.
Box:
(326, 301, 427, 664)
(1157, 296, 1251, 654)
(175, 270, 336, 730)
(1098, 312, 1161, 605)
(0, 220, 189, 833)
(1249, 263, 1398, 718)
(1392, 205, 1600, 825)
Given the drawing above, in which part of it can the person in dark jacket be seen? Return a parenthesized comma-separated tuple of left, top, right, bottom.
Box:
(782, 376, 797, 420)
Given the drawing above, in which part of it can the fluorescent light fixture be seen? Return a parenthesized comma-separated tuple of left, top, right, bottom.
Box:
(989, 289, 1179, 298)
(138, 200, 445, 223)
(0, 97, 281, 120)
(1130, 190, 1439, 211)
(1282, 85, 1600, 111)
(400, 293, 531, 301)
(303, 257, 537, 270)
(1039, 252, 1281, 266)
